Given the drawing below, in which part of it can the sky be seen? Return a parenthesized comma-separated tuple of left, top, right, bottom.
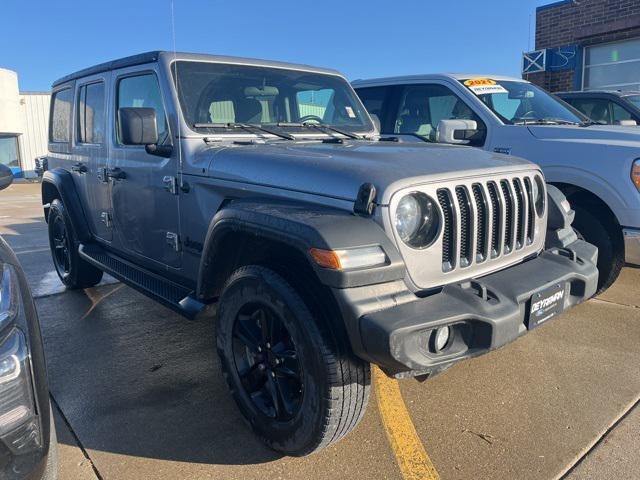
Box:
(0, 0, 555, 92)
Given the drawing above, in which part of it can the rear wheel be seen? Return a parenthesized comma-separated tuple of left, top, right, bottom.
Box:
(572, 204, 624, 295)
(216, 265, 370, 456)
(47, 199, 103, 289)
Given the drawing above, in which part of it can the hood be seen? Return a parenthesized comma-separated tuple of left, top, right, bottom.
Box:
(527, 124, 640, 146)
(204, 141, 535, 204)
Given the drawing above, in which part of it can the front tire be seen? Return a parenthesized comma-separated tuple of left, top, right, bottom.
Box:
(572, 204, 624, 295)
(216, 265, 370, 456)
(47, 199, 103, 289)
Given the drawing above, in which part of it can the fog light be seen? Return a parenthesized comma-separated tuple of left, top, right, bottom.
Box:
(431, 326, 451, 353)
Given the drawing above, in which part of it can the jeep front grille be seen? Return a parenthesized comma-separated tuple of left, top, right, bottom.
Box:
(435, 175, 540, 274)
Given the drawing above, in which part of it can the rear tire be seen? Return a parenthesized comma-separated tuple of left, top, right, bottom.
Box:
(216, 265, 370, 456)
(47, 199, 103, 289)
(572, 204, 624, 295)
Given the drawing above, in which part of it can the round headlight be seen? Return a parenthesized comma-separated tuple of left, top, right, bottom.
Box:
(395, 193, 440, 249)
(533, 175, 545, 216)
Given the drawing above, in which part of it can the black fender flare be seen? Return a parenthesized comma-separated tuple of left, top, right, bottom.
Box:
(41, 169, 92, 243)
(196, 199, 406, 299)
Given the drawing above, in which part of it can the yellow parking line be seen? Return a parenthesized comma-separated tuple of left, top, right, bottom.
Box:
(373, 366, 440, 480)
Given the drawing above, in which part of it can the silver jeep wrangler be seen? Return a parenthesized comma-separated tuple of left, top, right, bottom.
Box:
(42, 51, 598, 456)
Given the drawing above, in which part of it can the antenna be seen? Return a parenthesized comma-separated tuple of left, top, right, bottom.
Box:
(170, 0, 184, 187)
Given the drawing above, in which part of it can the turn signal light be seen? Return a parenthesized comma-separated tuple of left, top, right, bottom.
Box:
(309, 246, 387, 270)
(632, 160, 640, 192)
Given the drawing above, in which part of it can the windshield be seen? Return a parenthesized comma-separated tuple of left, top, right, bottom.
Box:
(624, 94, 640, 110)
(172, 61, 373, 135)
(460, 78, 587, 125)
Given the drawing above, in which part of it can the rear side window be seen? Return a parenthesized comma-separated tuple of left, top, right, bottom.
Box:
(77, 82, 106, 144)
(116, 74, 168, 144)
(50, 88, 73, 143)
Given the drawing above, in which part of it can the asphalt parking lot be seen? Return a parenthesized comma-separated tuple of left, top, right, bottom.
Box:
(1, 182, 639, 480)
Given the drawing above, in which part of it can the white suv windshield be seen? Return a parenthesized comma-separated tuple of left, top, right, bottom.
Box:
(460, 78, 587, 125)
(173, 61, 373, 135)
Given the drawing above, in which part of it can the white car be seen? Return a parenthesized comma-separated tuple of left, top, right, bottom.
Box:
(353, 74, 640, 293)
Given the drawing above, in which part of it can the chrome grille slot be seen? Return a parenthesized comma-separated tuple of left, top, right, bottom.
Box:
(487, 182, 502, 258)
(455, 186, 473, 268)
(513, 178, 527, 249)
(472, 184, 488, 263)
(437, 189, 456, 271)
(524, 177, 535, 244)
(500, 180, 516, 254)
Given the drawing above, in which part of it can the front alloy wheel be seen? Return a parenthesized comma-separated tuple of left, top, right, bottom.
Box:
(216, 265, 371, 456)
(232, 303, 303, 421)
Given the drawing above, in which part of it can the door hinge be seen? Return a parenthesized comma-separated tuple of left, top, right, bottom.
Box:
(163, 176, 179, 195)
(166, 232, 181, 252)
(100, 212, 112, 228)
(97, 167, 108, 183)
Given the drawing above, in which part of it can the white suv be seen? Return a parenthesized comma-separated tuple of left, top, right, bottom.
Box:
(354, 74, 640, 293)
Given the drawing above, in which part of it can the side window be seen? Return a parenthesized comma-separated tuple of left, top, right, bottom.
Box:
(612, 102, 633, 122)
(116, 73, 168, 144)
(50, 88, 73, 143)
(77, 82, 106, 144)
(569, 99, 611, 124)
(355, 86, 389, 131)
(395, 84, 483, 141)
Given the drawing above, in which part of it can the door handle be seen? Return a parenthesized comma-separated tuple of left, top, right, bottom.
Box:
(106, 167, 126, 181)
(71, 163, 88, 174)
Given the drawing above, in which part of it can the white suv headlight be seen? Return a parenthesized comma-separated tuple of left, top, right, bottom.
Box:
(0, 264, 40, 454)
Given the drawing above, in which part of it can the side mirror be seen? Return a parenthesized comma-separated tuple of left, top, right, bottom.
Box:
(0, 164, 14, 191)
(614, 119, 637, 126)
(436, 119, 479, 144)
(118, 107, 159, 146)
(369, 113, 382, 133)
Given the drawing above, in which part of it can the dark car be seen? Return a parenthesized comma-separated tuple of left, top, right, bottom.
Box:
(557, 90, 640, 126)
(0, 164, 57, 480)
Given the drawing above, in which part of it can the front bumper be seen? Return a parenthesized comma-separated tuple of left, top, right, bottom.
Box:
(352, 239, 598, 377)
(623, 228, 640, 265)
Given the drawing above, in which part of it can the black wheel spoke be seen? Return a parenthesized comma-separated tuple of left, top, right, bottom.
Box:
(274, 364, 299, 380)
(234, 316, 261, 351)
(265, 373, 287, 418)
(272, 341, 297, 359)
(255, 309, 271, 344)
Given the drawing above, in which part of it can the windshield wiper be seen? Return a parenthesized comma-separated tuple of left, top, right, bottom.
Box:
(193, 122, 295, 141)
(513, 118, 579, 126)
(277, 122, 361, 140)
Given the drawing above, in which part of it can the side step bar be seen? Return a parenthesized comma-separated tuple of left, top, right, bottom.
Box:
(79, 243, 208, 320)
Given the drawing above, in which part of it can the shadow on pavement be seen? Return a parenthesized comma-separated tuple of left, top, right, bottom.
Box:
(39, 284, 282, 466)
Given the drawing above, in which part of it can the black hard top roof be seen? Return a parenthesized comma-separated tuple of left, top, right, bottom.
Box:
(52, 51, 161, 87)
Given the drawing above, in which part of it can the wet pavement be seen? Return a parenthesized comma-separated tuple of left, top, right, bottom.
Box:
(1, 182, 639, 479)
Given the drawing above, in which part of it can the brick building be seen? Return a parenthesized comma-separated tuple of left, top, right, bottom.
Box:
(524, 0, 640, 92)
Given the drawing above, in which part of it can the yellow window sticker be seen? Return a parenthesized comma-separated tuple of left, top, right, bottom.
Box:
(464, 78, 508, 95)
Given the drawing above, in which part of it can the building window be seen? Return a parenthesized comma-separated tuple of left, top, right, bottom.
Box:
(584, 38, 640, 91)
(0, 135, 20, 168)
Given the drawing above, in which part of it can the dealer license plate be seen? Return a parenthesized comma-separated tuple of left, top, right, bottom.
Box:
(526, 283, 566, 329)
